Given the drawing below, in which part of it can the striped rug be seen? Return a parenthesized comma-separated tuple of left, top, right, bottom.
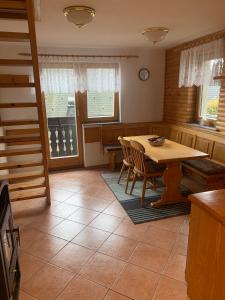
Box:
(101, 171, 191, 224)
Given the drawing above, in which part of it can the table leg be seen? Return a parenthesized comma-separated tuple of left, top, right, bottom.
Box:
(151, 161, 187, 207)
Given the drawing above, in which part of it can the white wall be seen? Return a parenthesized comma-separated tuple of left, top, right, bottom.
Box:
(0, 44, 165, 167)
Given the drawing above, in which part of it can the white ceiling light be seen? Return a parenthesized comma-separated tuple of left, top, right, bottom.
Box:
(63, 6, 96, 28)
(142, 27, 169, 44)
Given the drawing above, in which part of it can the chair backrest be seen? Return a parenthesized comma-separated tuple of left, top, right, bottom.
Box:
(118, 136, 132, 164)
(130, 140, 146, 175)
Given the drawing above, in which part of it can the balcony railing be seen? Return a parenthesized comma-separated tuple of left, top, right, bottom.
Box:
(47, 117, 78, 158)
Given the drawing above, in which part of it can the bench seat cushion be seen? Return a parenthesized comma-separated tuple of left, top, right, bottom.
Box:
(183, 159, 225, 175)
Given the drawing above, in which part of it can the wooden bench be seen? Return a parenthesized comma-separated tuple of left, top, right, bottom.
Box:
(182, 158, 225, 190)
(103, 144, 122, 171)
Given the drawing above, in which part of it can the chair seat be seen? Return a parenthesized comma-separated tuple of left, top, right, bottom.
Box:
(183, 158, 225, 175)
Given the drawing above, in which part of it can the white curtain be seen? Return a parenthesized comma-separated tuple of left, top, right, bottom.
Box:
(179, 39, 224, 88)
(40, 56, 120, 94)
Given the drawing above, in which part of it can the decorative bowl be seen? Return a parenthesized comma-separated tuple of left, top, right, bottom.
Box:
(148, 136, 165, 147)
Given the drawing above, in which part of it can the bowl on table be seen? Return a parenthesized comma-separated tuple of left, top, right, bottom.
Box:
(148, 136, 165, 147)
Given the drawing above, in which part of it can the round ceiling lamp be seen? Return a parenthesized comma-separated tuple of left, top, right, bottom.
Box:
(63, 6, 96, 28)
(142, 27, 169, 44)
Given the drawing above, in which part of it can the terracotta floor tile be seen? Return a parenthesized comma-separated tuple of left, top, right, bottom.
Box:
(25, 234, 68, 261)
(104, 290, 132, 300)
(173, 234, 189, 256)
(19, 252, 45, 288)
(129, 243, 171, 273)
(99, 234, 138, 261)
(20, 227, 46, 251)
(23, 263, 74, 300)
(114, 219, 149, 241)
(50, 243, 94, 273)
(72, 226, 110, 250)
(30, 214, 64, 233)
(51, 180, 84, 193)
(164, 254, 187, 282)
(151, 216, 186, 233)
(180, 218, 189, 236)
(56, 276, 107, 300)
(50, 188, 74, 202)
(113, 264, 160, 300)
(140, 226, 177, 251)
(80, 252, 126, 287)
(68, 207, 99, 225)
(48, 202, 80, 218)
(103, 201, 127, 218)
(49, 220, 85, 241)
(89, 213, 122, 232)
(19, 291, 38, 300)
(65, 193, 111, 212)
(152, 275, 187, 300)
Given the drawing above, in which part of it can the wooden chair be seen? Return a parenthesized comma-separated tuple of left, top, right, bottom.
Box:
(117, 136, 133, 193)
(129, 140, 165, 207)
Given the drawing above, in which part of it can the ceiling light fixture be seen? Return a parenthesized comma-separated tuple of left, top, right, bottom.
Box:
(63, 5, 96, 28)
(142, 27, 169, 44)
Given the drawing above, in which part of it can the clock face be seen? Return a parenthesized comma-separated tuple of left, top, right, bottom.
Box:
(139, 68, 150, 81)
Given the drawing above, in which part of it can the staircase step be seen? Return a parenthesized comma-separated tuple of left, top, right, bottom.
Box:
(0, 1, 26, 10)
(0, 102, 37, 108)
(0, 59, 32, 66)
(0, 119, 39, 126)
(0, 170, 44, 181)
(6, 128, 40, 135)
(10, 187, 46, 202)
(0, 146, 42, 157)
(0, 135, 40, 143)
(9, 177, 46, 191)
(0, 31, 29, 42)
(0, 82, 35, 87)
(0, 160, 43, 170)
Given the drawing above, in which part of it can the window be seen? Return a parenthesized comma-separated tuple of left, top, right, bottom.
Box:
(200, 85, 220, 120)
(198, 59, 222, 124)
(83, 66, 120, 122)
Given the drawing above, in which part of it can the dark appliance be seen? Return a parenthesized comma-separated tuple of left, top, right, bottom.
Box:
(0, 181, 20, 300)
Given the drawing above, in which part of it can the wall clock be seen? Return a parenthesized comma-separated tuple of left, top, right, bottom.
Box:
(138, 68, 150, 81)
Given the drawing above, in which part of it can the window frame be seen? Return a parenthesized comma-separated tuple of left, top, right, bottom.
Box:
(82, 91, 119, 123)
(197, 84, 220, 127)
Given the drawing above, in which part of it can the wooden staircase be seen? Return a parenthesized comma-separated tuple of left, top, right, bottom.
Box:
(0, 0, 51, 204)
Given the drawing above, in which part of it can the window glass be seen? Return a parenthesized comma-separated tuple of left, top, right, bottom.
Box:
(87, 91, 114, 118)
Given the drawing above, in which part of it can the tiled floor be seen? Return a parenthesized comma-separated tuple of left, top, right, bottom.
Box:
(13, 169, 190, 300)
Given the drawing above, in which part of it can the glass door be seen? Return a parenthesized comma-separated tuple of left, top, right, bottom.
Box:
(45, 92, 83, 169)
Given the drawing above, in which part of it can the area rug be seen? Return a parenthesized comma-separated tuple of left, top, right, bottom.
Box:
(101, 171, 191, 224)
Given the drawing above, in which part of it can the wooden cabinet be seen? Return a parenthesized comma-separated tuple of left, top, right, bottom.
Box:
(186, 190, 225, 300)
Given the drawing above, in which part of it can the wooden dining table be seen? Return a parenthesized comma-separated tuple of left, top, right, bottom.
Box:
(124, 135, 209, 207)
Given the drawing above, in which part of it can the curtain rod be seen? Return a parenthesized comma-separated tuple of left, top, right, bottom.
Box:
(18, 53, 139, 59)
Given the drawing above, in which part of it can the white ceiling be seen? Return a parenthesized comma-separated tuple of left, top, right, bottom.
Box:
(1, 0, 225, 49)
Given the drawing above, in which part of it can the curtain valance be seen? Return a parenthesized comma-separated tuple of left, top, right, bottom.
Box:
(179, 39, 224, 88)
(40, 56, 120, 94)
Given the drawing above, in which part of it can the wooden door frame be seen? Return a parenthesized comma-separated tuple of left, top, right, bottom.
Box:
(42, 92, 84, 171)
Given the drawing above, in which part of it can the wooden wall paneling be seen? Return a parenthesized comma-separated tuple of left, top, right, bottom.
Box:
(101, 125, 125, 145)
(180, 132, 196, 147)
(124, 125, 149, 136)
(151, 126, 165, 136)
(167, 127, 182, 143)
(194, 136, 214, 157)
(212, 142, 225, 165)
(84, 127, 101, 143)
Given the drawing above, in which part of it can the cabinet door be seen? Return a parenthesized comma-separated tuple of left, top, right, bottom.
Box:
(186, 203, 221, 300)
(213, 225, 225, 299)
